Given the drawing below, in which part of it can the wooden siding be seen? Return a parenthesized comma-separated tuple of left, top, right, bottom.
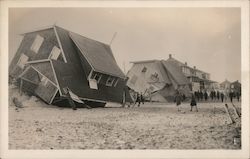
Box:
(31, 62, 56, 84)
(20, 78, 38, 94)
(52, 60, 128, 103)
(35, 80, 58, 103)
(9, 28, 63, 78)
(21, 67, 40, 84)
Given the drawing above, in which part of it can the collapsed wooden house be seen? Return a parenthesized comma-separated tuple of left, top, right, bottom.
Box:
(126, 54, 214, 102)
(9, 25, 131, 106)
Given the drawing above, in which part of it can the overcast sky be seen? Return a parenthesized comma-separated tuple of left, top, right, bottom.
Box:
(9, 8, 241, 83)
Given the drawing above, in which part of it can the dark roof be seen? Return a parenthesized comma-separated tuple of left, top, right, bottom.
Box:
(69, 32, 125, 78)
(161, 60, 190, 85)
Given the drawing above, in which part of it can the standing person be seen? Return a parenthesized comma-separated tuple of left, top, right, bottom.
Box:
(210, 91, 214, 101)
(220, 92, 224, 103)
(236, 92, 240, 102)
(217, 91, 220, 101)
(140, 92, 144, 105)
(196, 91, 200, 101)
(204, 91, 208, 101)
(136, 92, 141, 107)
(200, 91, 203, 101)
(229, 91, 234, 103)
(190, 94, 198, 112)
(175, 91, 182, 112)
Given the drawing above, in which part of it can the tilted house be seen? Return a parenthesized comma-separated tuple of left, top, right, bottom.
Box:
(9, 25, 130, 106)
(126, 54, 214, 102)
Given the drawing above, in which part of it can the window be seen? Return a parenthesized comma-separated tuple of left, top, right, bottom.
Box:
(49, 46, 61, 60)
(17, 54, 29, 69)
(106, 76, 115, 86)
(114, 79, 119, 87)
(90, 72, 102, 83)
(141, 67, 147, 73)
(30, 35, 44, 53)
(89, 79, 98, 90)
(151, 72, 159, 82)
(40, 76, 49, 87)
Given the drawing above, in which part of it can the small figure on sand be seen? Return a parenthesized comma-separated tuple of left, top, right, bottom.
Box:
(135, 92, 141, 107)
(220, 92, 224, 103)
(190, 94, 198, 112)
(175, 91, 182, 112)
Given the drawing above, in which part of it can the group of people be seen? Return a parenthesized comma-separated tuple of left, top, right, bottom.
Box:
(175, 90, 241, 112)
(193, 90, 241, 103)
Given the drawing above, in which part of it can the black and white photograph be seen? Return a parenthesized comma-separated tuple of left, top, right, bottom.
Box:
(0, 1, 249, 159)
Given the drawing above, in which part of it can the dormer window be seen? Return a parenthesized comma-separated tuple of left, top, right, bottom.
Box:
(30, 35, 44, 53)
(17, 53, 29, 69)
(90, 72, 102, 83)
(49, 46, 61, 60)
(106, 76, 115, 86)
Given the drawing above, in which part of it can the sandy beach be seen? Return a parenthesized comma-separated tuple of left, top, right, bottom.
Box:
(9, 86, 241, 149)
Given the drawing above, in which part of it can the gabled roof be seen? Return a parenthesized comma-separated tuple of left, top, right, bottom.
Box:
(161, 60, 190, 85)
(69, 31, 125, 79)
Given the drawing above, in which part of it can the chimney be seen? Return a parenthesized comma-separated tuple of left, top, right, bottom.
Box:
(193, 66, 196, 69)
(169, 54, 172, 59)
(185, 62, 187, 66)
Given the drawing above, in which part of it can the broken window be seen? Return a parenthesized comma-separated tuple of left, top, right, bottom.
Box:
(141, 67, 147, 73)
(17, 54, 29, 69)
(49, 46, 61, 60)
(106, 76, 115, 86)
(30, 35, 44, 53)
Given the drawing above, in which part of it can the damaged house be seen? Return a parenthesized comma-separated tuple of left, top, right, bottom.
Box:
(126, 54, 214, 102)
(9, 25, 131, 106)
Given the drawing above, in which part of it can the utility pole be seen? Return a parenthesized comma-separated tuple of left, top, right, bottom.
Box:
(110, 32, 117, 46)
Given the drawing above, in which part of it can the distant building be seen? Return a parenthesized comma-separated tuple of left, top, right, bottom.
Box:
(230, 80, 241, 94)
(126, 54, 215, 102)
(220, 79, 231, 95)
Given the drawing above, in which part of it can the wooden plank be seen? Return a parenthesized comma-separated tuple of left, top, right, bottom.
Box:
(50, 60, 62, 95)
(224, 104, 235, 124)
(53, 26, 67, 63)
(49, 89, 58, 104)
(231, 103, 241, 118)
(26, 59, 50, 64)
(18, 66, 31, 78)
(19, 25, 54, 35)
(30, 66, 57, 87)
(19, 79, 23, 96)
(21, 77, 39, 85)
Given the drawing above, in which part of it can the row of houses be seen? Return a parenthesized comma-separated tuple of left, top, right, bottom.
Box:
(9, 25, 241, 106)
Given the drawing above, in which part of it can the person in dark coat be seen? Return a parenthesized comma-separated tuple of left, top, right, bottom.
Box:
(210, 91, 213, 101)
(136, 92, 141, 107)
(204, 91, 208, 101)
(200, 91, 203, 101)
(216, 91, 220, 101)
(175, 91, 182, 112)
(220, 92, 224, 103)
(140, 93, 144, 105)
(229, 91, 234, 103)
(190, 94, 198, 112)
(236, 92, 240, 102)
